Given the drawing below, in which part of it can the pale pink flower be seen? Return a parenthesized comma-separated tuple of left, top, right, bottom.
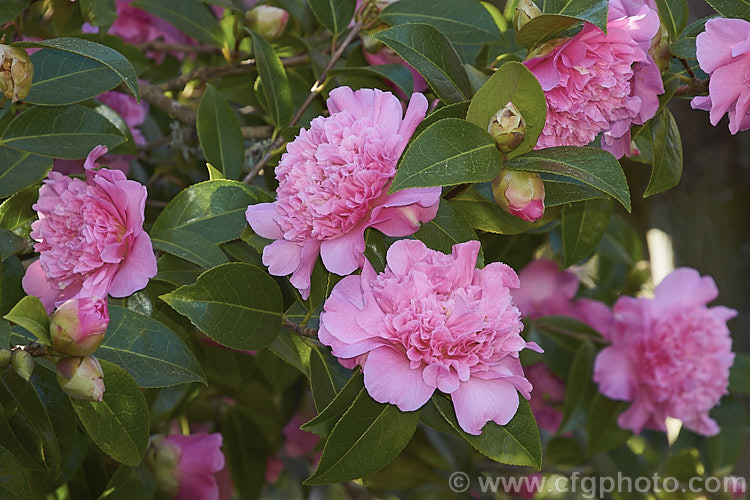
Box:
(24, 146, 157, 312)
(245, 87, 441, 299)
(524, 0, 664, 158)
(164, 433, 226, 500)
(525, 363, 565, 432)
(691, 18, 750, 134)
(593, 268, 736, 436)
(512, 259, 612, 334)
(319, 240, 541, 435)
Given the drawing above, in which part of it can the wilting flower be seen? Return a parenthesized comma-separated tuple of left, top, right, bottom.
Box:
(491, 169, 546, 222)
(50, 298, 109, 357)
(691, 18, 750, 134)
(56, 355, 105, 402)
(23, 146, 157, 312)
(319, 240, 541, 435)
(145, 433, 226, 500)
(512, 259, 612, 333)
(0, 45, 33, 102)
(246, 87, 441, 299)
(593, 268, 736, 436)
(525, 362, 565, 432)
(524, 0, 664, 158)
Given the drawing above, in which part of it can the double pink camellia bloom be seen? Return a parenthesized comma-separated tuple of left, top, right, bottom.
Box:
(524, 0, 665, 158)
(23, 146, 157, 312)
(246, 87, 441, 299)
(593, 268, 736, 436)
(691, 18, 750, 134)
(319, 239, 542, 435)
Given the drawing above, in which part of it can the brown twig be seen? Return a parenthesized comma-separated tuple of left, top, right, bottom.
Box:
(241, 21, 364, 184)
(139, 82, 197, 124)
(282, 319, 318, 337)
(679, 57, 696, 79)
(242, 126, 274, 139)
(675, 78, 709, 97)
(136, 41, 221, 54)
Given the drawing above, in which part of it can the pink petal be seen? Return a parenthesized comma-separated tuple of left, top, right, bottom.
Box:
(108, 232, 157, 297)
(22, 260, 61, 313)
(245, 202, 284, 239)
(362, 346, 434, 411)
(319, 226, 366, 276)
(451, 377, 521, 435)
(262, 239, 303, 277)
(593, 346, 634, 400)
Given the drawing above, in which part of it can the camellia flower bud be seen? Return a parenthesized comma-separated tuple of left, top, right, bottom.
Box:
(0, 45, 33, 102)
(513, 0, 542, 32)
(0, 349, 12, 368)
(245, 5, 290, 41)
(649, 22, 671, 74)
(488, 102, 527, 153)
(56, 356, 105, 402)
(11, 350, 35, 381)
(491, 169, 546, 222)
(50, 298, 109, 357)
(144, 435, 182, 496)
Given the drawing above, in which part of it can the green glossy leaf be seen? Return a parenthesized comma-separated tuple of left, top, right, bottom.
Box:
(96, 306, 206, 388)
(222, 407, 267, 500)
(154, 254, 202, 287)
(309, 0, 355, 36)
(305, 389, 420, 484)
(643, 108, 683, 197)
(131, 0, 223, 46)
(516, 14, 583, 48)
(0, 185, 38, 231)
(0, 258, 24, 318)
(375, 24, 471, 104)
(586, 394, 631, 456)
(543, 0, 609, 30)
(248, 30, 294, 128)
(269, 328, 312, 376)
(448, 186, 542, 234)
(0, 445, 31, 499)
(3, 296, 50, 345)
(332, 64, 414, 97)
(413, 200, 483, 263)
(543, 177, 607, 207)
(25, 49, 122, 106)
(197, 86, 245, 180)
(0, 148, 52, 199)
(505, 147, 631, 211)
(414, 101, 470, 137)
(302, 371, 364, 438)
(79, 0, 117, 27)
(0, 0, 28, 25)
(161, 263, 283, 350)
(0, 320, 9, 348)
(151, 229, 229, 270)
(379, 0, 501, 44)
(309, 346, 352, 410)
(0, 229, 25, 261)
(391, 118, 502, 192)
(71, 360, 149, 466)
(14, 37, 139, 100)
(97, 465, 156, 500)
(431, 395, 542, 469)
(466, 61, 546, 158)
(704, 0, 750, 22)
(729, 354, 750, 395)
(561, 198, 613, 265)
(558, 340, 595, 433)
(654, 0, 688, 38)
(0, 105, 125, 159)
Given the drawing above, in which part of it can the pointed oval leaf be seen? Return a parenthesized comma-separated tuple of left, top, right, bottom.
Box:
(197, 86, 245, 180)
(644, 108, 683, 197)
(2, 296, 50, 345)
(248, 30, 294, 128)
(561, 198, 613, 266)
(0, 148, 51, 200)
(309, 0, 356, 36)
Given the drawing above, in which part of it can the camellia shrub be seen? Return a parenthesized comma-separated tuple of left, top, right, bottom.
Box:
(0, 0, 747, 498)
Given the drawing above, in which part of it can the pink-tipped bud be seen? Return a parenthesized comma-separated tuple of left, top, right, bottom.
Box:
(245, 5, 290, 41)
(492, 169, 546, 222)
(513, 0, 542, 32)
(144, 435, 182, 496)
(12, 350, 34, 381)
(488, 102, 526, 153)
(56, 356, 105, 402)
(0, 45, 33, 102)
(50, 298, 109, 357)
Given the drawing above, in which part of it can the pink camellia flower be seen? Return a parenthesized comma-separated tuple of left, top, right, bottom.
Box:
(319, 239, 542, 435)
(146, 433, 226, 500)
(524, 0, 664, 158)
(245, 87, 441, 299)
(97, 90, 149, 145)
(593, 268, 736, 436)
(23, 146, 157, 312)
(525, 362, 565, 432)
(49, 297, 109, 357)
(512, 259, 612, 334)
(690, 18, 750, 134)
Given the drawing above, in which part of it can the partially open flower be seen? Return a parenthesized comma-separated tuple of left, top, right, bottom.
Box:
(0, 45, 33, 102)
(56, 356, 105, 402)
(514, 0, 542, 32)
(245, 5, 290, 41)
(491, 169, 545, 222)
(50, 298, 109, 357)
(488, 102, 527, 153)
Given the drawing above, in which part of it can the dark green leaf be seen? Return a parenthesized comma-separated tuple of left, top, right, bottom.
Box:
(654, 0, 688, 38)
(154, 254, 202, 287)
(305, 389, 420, 484)
(586, 394, 631, 455)
(505, 147, 631, 211)
(431, 395, 542, 469)
(332, 64, 414, 97)
(309, 346, 352, 410)
(542, 0, 609, 30)
(413, 200, 483, 264)
(71, 360, 149, 466)
(643, 108, 683, 197)
(150, 230, 229, 270)
(0, 229, 25, 261)
(96, 306, 206, 388)
(391, 118, 502, 192)
(222, 407, 267, 500)
(704, 0, 750, 22)
(14, 37, 139, 100)
(561, 198, 613, 265)
(308, 0, 355, 36)
(79, 0, 117, 27)
(0, 320, 9, 348)
(466, 61, 546, 158)
(0, 258, 24, 318)
(669, 37, 695, 59)
(0, 445, 31, 499)
(375, 24, 471, 104)
(558, 340, 595, 433)
(2, 296, 50, 345)
(0, 0, 28, 25)
(97, 465, 156, 500)
(730, 354, 750, 395)
(196, 85, 245, 180)
(379, 0, 501, 44)
(0, 105, 125, 159)
(413, 101, 470, 137)
(269, 328, 312, 376)
(543, 177, 607, 207)
(448, 186, 542, 234)
(160, 263, 283, 350)
(0, 147, 52, 199)
(131, 0, 223, 46)
(248, 30, 294, 128)
(0, 185, 39, 232)
(25, 49, 122, 106)
(516, 14, 583, 48)
(302, 371, 364, 438)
